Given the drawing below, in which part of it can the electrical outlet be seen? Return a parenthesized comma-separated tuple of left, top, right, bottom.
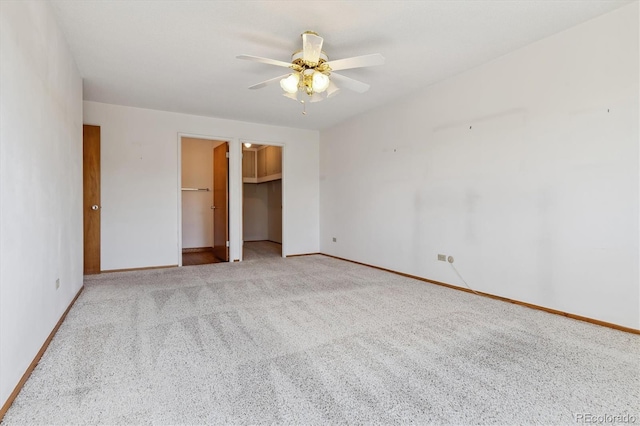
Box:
(55, 278, 60, 290)
(332, 237, 337, 242)
(447, 256, 454, 263)
(437, 254, 446, 261)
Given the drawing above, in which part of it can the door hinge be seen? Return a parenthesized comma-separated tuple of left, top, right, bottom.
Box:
(225, 152, 229, 159)
(226, 241, 230, 247)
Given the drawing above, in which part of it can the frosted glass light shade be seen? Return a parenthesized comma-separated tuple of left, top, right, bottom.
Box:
(280, 73, 300, 94)
(243, 143, 252, 148)
(312, 72, 330, 93)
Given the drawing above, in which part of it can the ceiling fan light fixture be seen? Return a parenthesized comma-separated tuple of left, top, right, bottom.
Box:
(312, 71, 330, 93)
(280, 73, 299, 94)
(238, 31, 384, 111)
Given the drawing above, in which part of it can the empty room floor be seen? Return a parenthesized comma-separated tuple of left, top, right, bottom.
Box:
(182, 241, 281, 266)
(243, 240, 281, 261)
(182, 249, 222, 266)
(3, 255, 638, 424)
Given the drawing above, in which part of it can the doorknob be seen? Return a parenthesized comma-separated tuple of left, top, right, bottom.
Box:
(91, 205, 99, 210)
(211, 206, 216, 209)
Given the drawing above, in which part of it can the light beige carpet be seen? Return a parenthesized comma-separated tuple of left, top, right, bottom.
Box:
(3, 255, 638, 424)
(243, 241, 282, 261)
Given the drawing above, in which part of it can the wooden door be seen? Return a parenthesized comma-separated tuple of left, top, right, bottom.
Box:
(213, 143, 229, 261)
(83, 125, 101, 274)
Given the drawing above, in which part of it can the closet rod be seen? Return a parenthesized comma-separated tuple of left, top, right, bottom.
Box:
(181, 188, 210, 192)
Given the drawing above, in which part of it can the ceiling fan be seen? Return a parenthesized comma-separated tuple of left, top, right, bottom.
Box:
(237, 31, 384, 107)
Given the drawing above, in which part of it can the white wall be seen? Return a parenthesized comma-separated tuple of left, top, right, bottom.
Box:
(181, 138, 220, 249)
(83, 101, 319, 268)
(320, 4, 639, 329)
(243, 180, 282, 243)
(243, 183, 269, 241)
(0, 0, 83, 408)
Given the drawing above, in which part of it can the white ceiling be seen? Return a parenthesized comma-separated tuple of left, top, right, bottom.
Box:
(51, 0, 632, 131)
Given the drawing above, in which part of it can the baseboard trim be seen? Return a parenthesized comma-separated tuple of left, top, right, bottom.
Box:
(0, 285, 84, 421)
(321, 254, 640, 335)
(101, 264, 178, 273)
(286, 252, 321, 258)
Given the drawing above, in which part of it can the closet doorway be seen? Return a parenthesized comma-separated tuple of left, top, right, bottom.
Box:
(242, 143, 283, 260)
(181, 137, 229, 266)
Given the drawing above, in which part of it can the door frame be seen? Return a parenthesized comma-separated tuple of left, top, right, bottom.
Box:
(177, 133, 233, 266)
(239, 139, 286, 261)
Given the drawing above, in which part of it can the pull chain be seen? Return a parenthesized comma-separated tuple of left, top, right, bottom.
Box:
(301, 100, 307, 115)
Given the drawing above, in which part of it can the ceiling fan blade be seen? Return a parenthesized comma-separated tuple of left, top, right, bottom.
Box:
(283, 92, 300, 101)
(310, 92, 325, 103)
(330, 73, 370, 93)
(248, 74, 290, 90)
(302, 32, 324, 64)
(237, 54, 293, 68)
(326, 80, 340, 98)
(326, 53, 385, 71)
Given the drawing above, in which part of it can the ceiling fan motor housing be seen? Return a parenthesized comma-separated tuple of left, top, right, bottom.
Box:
(291, 50, 329, 69)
